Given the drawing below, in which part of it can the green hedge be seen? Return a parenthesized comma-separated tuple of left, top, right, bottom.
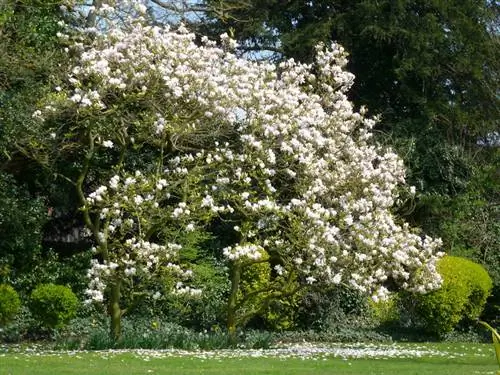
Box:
(29, 284, 78, 329)
(413, 255, 492, 336)
(0, 284, 21, 326)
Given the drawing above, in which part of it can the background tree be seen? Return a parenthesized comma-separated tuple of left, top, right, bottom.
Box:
(0, 0, 88, 293)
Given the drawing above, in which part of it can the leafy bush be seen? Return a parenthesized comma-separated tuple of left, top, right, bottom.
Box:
(0, 284, 21, 326)
(261, 288, 301, 331)
(160, 261, 229, 330)
(237, 252, 272, 324)
(29, 284, 79, 329)
(11, 249, 92, 299)
(0, 305, 35, 342)
(411, 256, 492, 336)
(369, 293, 400, 326)
(0, 172, 46, 284)
(295, 284, 370, 331)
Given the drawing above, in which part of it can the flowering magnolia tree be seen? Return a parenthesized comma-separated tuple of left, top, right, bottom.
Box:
(34, 1, 443, 338)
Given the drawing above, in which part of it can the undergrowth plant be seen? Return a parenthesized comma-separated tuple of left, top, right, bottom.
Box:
(478, 321, 500, 375)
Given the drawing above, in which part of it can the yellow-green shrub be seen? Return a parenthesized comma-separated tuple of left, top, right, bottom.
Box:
(29, 284, 78, 329)
(237, 252, 300, 330)
(237, 255, 271, 322)
(413, 256, 492, 336)
(0, 284, 21, 326)
(370, 293, 400, 325)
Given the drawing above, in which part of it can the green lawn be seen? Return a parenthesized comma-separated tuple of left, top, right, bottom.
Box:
(1, 343, 497, 375)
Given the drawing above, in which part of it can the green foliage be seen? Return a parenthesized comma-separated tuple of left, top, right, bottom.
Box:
(0, 172, 47, 280)
(29, 284, 78, 329)
(0, 0, 88, 308)
(237, 255, 300, 331)
(411, 256, 492, 336)
(295, 285, 370, 331)
(161, 261, 230, 330)
(0, 284, 21, 326)
(0, 305, 35, 342)
(413, 151, 500, 293)
(0, 0, 69, 160)
(10, 249, 92, 299)
(369, 294, 400, 326)
(262, 289, 301, 331)
(55, 315, 273, 350)
(237, 257, 272, 321)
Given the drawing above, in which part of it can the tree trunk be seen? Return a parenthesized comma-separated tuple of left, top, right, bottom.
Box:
(86, 0, 104, 28)
(109, 279, 122, 341)
(226, 262, 241, 342)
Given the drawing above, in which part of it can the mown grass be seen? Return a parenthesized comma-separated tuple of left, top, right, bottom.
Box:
(0, 343, 497, 375)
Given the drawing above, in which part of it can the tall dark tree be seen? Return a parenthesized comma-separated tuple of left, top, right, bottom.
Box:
(0, 1, 90, 289)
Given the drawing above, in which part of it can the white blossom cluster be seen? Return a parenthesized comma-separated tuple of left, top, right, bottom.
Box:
(222, 244, 266, 262)
(42, 5, 443, 302)
(83, 170, 199, 304)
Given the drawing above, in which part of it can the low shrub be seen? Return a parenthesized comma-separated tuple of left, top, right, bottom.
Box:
(0, 284, 21, 326)
(410, 255, 492, 336)
(29, 283, 79, 329)
(295, 284, 370, 331)
(0, 305, 37, 342)
(160, 261, 229, 330)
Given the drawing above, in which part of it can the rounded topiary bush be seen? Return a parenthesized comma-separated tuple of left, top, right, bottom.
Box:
(0, 284, 21, 326)
(29, 284, 79, 329)
(412, 255, 492, 336)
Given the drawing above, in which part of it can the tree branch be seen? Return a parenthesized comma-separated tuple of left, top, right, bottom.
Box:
(86, 0, 104, 28)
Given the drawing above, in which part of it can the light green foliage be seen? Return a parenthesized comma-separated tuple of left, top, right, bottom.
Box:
(235, 252, 299, 330)
(263, 285, 301, 331)
(237, 255, 271, 324)
(369, 293, 400, 325)
(413, 256, 492, 336)
(478, 321, 500, 374)
(462, 262, 494, 321)
(0, 284, 21, 326)
(29, 284, 78, 329)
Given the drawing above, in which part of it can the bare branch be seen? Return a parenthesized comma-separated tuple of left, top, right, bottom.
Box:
(86, 0, 104, 28)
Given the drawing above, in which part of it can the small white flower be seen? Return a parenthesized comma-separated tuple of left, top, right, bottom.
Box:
(152, 291, 161, 300)
(306, 276, 317, 284)
(102, 140, 114, 148)
(134, 195, 144, 205)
